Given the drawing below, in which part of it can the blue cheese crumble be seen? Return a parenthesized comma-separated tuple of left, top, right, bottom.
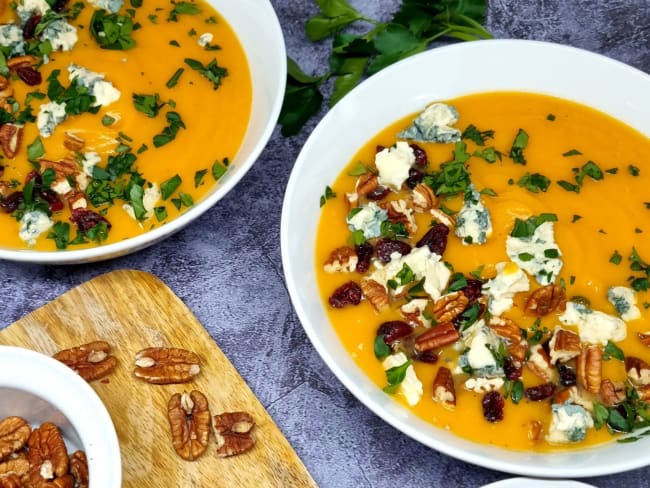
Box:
(0, 24, 26, 56)
(397, 103, 461, 143)
(456, 319, 505, 378)
(368, 246, 451, 301)
(382, 352, 422, 406)
(455, 184, 492, 245)
(41, 20, 78, 52)
(88, 0, 124, 13)
(68, 64, 121, 107)
(37, 101, 67, 137)
(607, 286, 641, 321)
(559, 301, 626, 345)
(482, 262, 530, 316)
(346, 202, 387, 239)
(546, 403, 593, 444)
(374, 141, 415, 190)
(17, 0, 51, 23)
(506, 221, 563, 285)
(19, 210, 54, 245)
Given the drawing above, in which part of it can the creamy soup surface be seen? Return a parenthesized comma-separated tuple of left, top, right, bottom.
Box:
(316, 92, 650, 451)
(0, 0, 251, 250)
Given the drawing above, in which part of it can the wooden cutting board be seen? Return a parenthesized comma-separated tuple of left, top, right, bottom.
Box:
(0, 269, 317, 488)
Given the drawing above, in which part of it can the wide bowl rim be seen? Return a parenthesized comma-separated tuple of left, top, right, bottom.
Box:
(0, 345, 122, 487)
(281, 38, 650, 478)
(0, 0, 287, 264)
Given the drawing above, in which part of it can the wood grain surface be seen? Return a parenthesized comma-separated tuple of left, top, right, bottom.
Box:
(0, 269, 317, 488)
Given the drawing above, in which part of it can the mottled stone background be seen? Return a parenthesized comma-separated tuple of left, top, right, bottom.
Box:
(1, 1, 649, 486)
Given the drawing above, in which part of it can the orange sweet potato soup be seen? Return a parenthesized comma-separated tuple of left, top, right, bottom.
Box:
(0, 0, 251, 250)
(316, 92, 650, 451)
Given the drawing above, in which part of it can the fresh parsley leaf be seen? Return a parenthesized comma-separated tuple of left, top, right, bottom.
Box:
(184, 57, 228, 90)
(153, 111, 185, 147)
(374, 334, 391, 360)
(27, 136, 45, 162)
(128, 184, 147, 220)
(562, 149, 582, 157)
(305, 0, 367, 42)
(154, 206, 168, 222)
(610, 250, 622, 265)
(101, 114, 116, 126)
(166, 68, 184, 88)
(628, 164, 640, 176)
(571, 214, 582, 223)
(90, 9, 136, 50)
(279, 58, 326, 137)
(557, 180, 580, 193)
(582, 161, 604, 180)
(320, 185, 336, 207)
(462, 124, 494, 146)
(47, 221, 70, 249)
(510, 380, 524, 404)
(383, 359, 412, 394)
(517, 172, 550, 193)
(194, 169, 207, 188)
(603, 341, 625, 361)
(168, 1, 202, 22)
(546, 113, 556, 121)
(510, 213, 558, 238)
(211, 158, 228, 181)
(161, 174, 181, 200)
(509, 128, 528, 165)
(132, 93, 165, 117)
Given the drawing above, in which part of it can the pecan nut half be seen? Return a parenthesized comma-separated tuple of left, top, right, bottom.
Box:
(526, 344, 556, 382)
(213, 412, 255, 458)
(432, 292, 468, 324)
(411, 183, 437, 212)
(63, 132, 84, 152)
(414, 322, 460, 352)
(0, 453, 29, 480)
(432, 366, 455, 410)
(489, 316, 528, 361)
(355, 173, 378, 197)
(26, 423, 69, 486)
(524, 284, 566, 316)
(323, 246, 358, 273)
(53, 341, 117, 382)
(69, 451, 88, 488)
(134, 347, 200, 384)
(0, 417, 30, 461)
(359, 278, 388, 311)
(548, 328, 581, 364)
(600, 379, 626, 406)
(167, 391, 211, 461)
(577, 345, 602, 394)
(0, 473, 22, 488)
(625, 356, 650, 386)
(0, 124, 23, 159)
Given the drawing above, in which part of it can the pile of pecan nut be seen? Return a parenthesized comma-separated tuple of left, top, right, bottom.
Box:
(51, 341, 256, 465)
(0, 416, 88, 488)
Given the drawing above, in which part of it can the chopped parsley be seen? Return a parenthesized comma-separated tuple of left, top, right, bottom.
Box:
(628, 165, 640, 176)
(211, 158, 228, 181)
(194, 169, 207, 187)
(628, 248, 650, 291)
(168, 1, 202, 22)
(562, 149, 582, 157)
(320, 185, 336, 207)
(517, 172, 550, 193)
(610, 250, 622, 265)
(90, 10, 136, 50)
(509, 128, 528, 165)
(383, 360, 412, 394)
(132, 93, 165, 117)
(166, 68, 185, 89)
(184, 57, 228, 90)
(160, 174, 182, 200)
(546, 113, 556, 121)
(571, 214, 582, 223)
(153, 112, 186, 147)
(461, 124, 494, 146)
(510, 213, 558, 239)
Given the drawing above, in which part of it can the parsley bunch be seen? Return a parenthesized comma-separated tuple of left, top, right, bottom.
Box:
(279, 0, 491, 136)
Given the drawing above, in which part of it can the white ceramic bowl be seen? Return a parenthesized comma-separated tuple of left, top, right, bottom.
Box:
(0, 0, 286, 264)
(281, 39, 650, 477)
(0, 345, 121, 486)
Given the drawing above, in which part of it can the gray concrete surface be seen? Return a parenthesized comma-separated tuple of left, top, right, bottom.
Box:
(1, 1, 649, 486)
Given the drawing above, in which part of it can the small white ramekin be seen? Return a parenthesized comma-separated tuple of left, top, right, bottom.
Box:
(0, 345, 121, 487)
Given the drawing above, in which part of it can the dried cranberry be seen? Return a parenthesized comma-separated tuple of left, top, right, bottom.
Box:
(504, 357, 523, 381)
(460, 278, 484, 302)
(16, 66, 42, 86)
(405, 168, 423, 189)
(416, 223, 449, 256)
(524, 383, 556, 401)
(355, 242, 373, 274)
(70, 208, 112, 232)
(328, 281, 362, 308)
(22, 14, 41, 39)
(0, 165, 4, 177)
(375, 238, 412, 263)
(0, 191, 24, 213)
(375, 145, 386, 153)
(482, 391, 504, 422)
(51, 0, 68, 12)
(558, 365, 577, 387)
(39, 190, 63, 212)
(414, 350, 438, 364)
(378, 321, 412, 345)
(410, 143, 428, 168)
(365, 186, 390, 201)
